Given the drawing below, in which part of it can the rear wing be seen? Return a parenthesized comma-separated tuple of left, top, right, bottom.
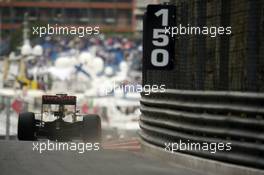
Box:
(42, 95, 76, 105)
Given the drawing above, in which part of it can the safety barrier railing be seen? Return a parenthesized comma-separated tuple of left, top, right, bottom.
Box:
(139, 89, 264, 169)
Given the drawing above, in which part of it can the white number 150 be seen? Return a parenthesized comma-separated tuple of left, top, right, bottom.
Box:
(151, 9, 169, 67)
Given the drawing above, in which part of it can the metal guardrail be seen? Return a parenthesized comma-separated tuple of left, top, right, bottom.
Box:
(0, 135, 17, 140)
(139, 89, 264, 169)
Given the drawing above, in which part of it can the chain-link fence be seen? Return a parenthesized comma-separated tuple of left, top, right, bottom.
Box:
(140, 0, 264, 169)
(143, 0, 264, 92)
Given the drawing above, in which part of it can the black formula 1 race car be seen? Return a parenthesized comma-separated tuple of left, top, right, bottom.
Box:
(17, 94, 101, 142)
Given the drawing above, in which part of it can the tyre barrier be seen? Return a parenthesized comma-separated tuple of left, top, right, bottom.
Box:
(139, 89, 264, 169)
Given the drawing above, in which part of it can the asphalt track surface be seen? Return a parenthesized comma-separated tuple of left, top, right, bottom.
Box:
(0, 140, 203, 175)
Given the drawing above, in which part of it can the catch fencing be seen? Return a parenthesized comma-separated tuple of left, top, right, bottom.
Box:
(140, 0, 264, 170)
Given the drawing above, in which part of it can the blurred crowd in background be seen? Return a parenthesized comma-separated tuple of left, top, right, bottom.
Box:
(40, 36, 142, 72)
(0, 35, 142, 92)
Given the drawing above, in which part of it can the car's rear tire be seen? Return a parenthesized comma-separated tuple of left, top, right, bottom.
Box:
(18, 112, 36, 141)
(82, 115, 101, 142)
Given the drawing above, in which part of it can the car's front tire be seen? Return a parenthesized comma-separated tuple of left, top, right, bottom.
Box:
(18, 112, 36, 141)
(82, 115, 101, 142)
